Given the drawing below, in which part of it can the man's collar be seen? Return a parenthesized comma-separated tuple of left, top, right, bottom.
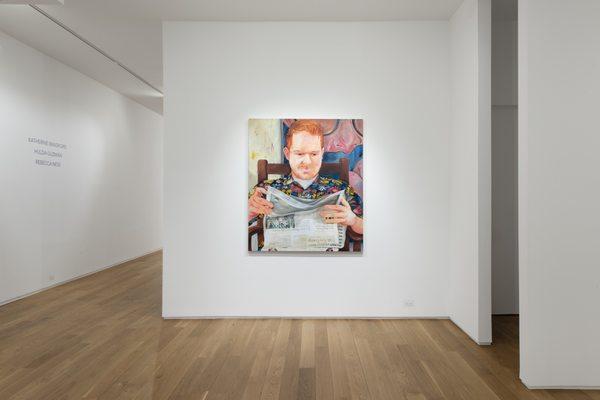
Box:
(283, 174, 322, 187)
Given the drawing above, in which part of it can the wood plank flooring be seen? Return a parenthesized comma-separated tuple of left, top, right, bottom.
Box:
(0, 251, 598, 399)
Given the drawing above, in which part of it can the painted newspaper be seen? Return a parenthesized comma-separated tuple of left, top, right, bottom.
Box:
(263, 187, 346, 251)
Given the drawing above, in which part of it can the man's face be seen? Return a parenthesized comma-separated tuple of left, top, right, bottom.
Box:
(284, 131, 324, 180)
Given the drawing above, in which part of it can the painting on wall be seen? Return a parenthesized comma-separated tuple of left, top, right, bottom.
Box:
(248, 119, 364, 252)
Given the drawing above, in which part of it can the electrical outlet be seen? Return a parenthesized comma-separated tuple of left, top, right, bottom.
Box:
(404, 299, 415, 307)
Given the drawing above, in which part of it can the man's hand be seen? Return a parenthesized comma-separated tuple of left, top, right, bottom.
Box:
(320, 198, 357, 227)
(248, 187, 274, 220)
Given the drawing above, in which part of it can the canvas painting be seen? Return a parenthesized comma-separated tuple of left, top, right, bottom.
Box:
(248, 119, 364, 252)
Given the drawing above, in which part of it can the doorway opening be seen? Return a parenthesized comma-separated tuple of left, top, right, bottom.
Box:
(491, 0, 519, 333)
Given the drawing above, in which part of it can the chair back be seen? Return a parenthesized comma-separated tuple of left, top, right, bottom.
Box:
(257, 158, 350, 184)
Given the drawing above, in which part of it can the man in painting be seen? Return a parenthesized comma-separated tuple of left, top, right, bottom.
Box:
(248, 119, 364, 235)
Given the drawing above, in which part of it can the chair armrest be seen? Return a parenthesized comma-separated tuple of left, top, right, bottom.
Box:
(248, 224, 263, 251)
(248, 225, 263, 236)
(347, 228, 363, 242)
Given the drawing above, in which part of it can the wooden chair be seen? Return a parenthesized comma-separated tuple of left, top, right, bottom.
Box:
(248, 158, 363, 252)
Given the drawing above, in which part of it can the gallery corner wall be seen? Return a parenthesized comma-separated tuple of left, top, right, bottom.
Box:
(0, 32, 164, 305)
(163, 16, 492, 342)
(519, 0, 600, 388)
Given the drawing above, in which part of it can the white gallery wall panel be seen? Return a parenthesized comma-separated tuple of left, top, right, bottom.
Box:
(163, 22, 452, 317)
(0, 32, 163, 304)
(448, 0, 492, 344)
(519, 0, 600, 388)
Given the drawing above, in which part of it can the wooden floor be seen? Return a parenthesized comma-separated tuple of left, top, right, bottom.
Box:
(0, 252, 598, 400)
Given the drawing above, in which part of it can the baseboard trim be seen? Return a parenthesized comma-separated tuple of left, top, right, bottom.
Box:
(521, 374, 600, 389)
(523, 383, 600, 390)
(0, 248, 162, 307)
(163, 315, 450, 320)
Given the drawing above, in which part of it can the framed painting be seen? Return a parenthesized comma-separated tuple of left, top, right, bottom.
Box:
(248, 119, 364, 252)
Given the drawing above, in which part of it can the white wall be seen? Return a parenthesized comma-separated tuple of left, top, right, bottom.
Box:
(448, 0, 492, 344)
(163, 22, 452, 318)
(491, 0, 518, 315)
(0, 32, 163, 304)
(519, 0, 600, 388)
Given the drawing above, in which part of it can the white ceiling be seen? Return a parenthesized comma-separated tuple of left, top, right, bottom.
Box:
(0, 0, 464, 114)
(42, 0, 465, 21)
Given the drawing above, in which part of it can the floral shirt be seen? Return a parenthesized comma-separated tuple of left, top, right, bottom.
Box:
(249, 174, 363, 225)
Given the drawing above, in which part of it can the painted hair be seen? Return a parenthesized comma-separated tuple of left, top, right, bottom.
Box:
(285, 120, 324, 148)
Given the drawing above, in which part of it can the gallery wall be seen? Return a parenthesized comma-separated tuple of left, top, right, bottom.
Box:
(448, 0, 492, 344)
(0, 32, 163, 305)
(519, 0, 600, 388)
(163, 21, 453, 317)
